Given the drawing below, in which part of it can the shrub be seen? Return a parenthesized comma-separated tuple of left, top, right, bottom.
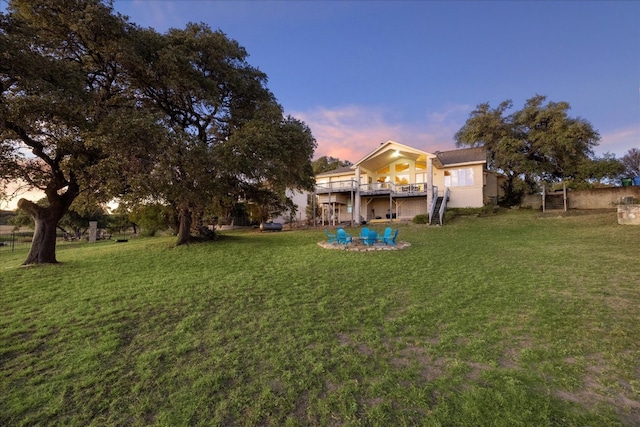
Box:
(413, 214, 428, 224)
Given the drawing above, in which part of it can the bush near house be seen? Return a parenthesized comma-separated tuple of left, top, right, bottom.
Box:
(413, 214, 428, 224)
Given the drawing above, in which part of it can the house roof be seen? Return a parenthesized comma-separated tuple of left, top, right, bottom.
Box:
(354, 140, 431, 172)
(434, 147, 487, 167)
(315, 144, 488, 178)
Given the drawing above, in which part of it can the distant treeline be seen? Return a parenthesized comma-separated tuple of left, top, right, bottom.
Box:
(0, 211, 15, 225)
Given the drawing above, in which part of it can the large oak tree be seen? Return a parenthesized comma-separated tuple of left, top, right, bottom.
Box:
(0, 0, 160, 263)
(1, 0, 317, 260)
(126, 23, 316, 245)
(455, 95, 606, 204)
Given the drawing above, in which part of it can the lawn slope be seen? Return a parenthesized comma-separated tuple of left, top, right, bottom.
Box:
(1, 210, 638, 426)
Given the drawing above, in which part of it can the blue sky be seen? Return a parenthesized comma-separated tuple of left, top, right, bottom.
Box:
(111, 0, 639, 163)
(2, 1, 637, 209)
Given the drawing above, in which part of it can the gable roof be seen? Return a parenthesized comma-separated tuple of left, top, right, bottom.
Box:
(314, 143, 488, 178)
(434, 147, 487, 167)
(354, 140, 431, 172)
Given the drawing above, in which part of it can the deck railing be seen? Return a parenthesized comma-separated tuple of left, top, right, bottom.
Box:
(315, 180, 428, 195)
(316, 179, 427, 195)
(315, 179, 357, 193)
(359, 182, 427, 194)
(359, 182, 393, 193)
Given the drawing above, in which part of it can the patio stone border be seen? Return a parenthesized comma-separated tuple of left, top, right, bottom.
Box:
(317, 240, 410, 251)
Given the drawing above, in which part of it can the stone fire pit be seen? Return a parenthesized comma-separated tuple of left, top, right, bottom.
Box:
(317, 240, 410, 251)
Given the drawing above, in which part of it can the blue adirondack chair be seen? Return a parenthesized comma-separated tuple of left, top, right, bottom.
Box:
(365, 229, 378, 246)
(325, 229, 337, 243)
(359, 227, 370, 242)
(378, 227, 392, 243)
(336, 228, 352, 245)
(384, 229, 399, 246)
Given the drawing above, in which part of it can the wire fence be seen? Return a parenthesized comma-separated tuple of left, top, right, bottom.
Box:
(0, 230, 109, 254)
(0, 231, 35, 253)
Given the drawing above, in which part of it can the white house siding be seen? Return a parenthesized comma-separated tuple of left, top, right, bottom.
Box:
(289, 189, 309, 222)
(271, 189, 310, 224)
(435, 164, 486, 208)
(448, 187, 484, 208)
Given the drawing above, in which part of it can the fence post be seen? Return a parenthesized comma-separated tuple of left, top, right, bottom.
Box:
(11, 231, 15, 252)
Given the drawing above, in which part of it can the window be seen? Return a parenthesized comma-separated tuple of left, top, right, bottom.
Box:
(395, 174, 409, 185)
(395, 163, 410, 185)
(395, 163, 410, 173)
(444, 168, 474, 187)
(376, 166, 390, 184)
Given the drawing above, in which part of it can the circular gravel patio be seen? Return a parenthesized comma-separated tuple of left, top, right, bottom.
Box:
(317, 240, 410, 251)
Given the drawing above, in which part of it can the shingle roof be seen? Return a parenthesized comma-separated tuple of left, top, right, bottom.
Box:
(435, 147, 486, 166)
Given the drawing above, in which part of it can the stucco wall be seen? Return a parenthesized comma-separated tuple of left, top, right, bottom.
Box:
(448, 186, 484, 208)
(521, 186, 640, 210)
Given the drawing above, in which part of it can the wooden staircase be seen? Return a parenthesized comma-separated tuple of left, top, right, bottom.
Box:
(429, 197, 444, 225)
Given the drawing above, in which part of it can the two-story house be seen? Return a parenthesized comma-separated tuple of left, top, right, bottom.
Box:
(314, 140, 502, 225)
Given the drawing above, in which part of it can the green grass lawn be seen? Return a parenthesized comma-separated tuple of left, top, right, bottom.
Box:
(1, 209, 639, 426)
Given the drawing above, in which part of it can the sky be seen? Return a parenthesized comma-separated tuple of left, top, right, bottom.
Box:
(1, 1, 639, 209)
(110, 0, 640, 163)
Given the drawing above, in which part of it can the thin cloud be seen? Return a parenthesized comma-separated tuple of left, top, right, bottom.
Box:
(293, 103, 637, 162)
(597, 126, 639, 157)
(291, 104, 471, 162)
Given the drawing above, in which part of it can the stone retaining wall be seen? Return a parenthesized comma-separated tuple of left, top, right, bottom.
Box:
(617, 204, 640, 225)
(522, 187, 640, 210)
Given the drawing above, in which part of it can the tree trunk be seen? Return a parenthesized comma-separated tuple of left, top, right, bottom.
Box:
(18, 199, 65, 264)
(176, 207, 192, 246)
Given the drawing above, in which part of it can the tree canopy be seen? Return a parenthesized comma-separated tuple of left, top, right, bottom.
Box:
(312, 156, 352, 174)
(0, 0, 316, 263)
(621, 148, 640, 177)
(454, 95, 620, 204)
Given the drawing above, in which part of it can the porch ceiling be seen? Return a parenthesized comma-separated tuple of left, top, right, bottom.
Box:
(358, 148, 427, 173)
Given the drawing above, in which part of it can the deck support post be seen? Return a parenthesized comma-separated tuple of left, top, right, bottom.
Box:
(354, 166, 361, 225)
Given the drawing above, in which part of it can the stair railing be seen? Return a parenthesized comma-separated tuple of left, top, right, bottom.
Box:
(429, 185, 438, 223)
(438, 187, 450, 225)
